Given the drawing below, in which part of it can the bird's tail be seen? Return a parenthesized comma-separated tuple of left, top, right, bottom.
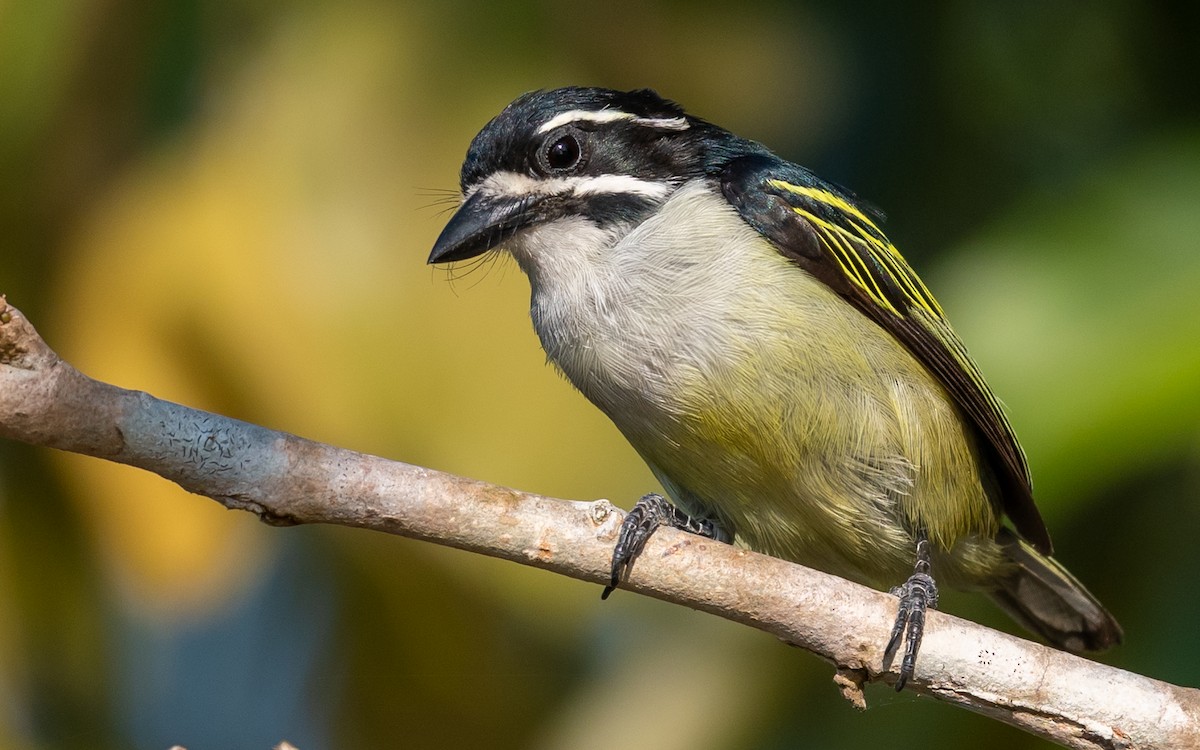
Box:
(988, 529, 1123, 652)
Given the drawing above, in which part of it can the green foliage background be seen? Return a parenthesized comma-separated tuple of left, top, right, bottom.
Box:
(1, 2, 1197, 748)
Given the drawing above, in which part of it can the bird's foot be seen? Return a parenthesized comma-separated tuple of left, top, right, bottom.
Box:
(884, 538, 939, 691)
(602, 493, 726, 599)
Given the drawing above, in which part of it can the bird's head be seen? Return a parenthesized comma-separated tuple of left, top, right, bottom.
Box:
(427, 87, 744, 265)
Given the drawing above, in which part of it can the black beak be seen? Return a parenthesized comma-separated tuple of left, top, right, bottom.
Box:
(427, 190, 542, 264)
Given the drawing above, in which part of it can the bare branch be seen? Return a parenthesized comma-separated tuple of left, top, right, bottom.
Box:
(1, 296, 1197, 749)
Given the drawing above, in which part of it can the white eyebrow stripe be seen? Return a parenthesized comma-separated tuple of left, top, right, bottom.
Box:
(537, 109, 632, 132)
(632, 116, 690, 131)
(535, 109, 690, 134)
(467, 171, 672, 200)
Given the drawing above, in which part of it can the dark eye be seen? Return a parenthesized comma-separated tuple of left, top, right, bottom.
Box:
(542, 133, 583, 172)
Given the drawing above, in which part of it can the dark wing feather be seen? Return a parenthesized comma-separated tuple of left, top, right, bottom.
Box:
(720, 154, 1052, 554)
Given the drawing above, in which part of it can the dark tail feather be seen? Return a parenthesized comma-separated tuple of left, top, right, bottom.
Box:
(989, 529, 1123, 652)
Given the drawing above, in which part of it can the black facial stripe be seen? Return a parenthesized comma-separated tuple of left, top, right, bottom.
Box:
(460, 88, 713, 191)
(532, 189, 662, 231)
(564, 120, 704, 182)
(579, 191, 662, 228)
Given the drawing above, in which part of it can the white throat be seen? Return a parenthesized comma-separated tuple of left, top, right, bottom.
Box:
(503, 180, 781, 412)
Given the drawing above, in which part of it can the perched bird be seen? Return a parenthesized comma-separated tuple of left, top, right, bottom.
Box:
(427, 87, 1122, 688)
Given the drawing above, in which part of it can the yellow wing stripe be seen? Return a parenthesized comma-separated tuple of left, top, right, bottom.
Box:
(796, 209, 901, 315)
(768, 179, 944, 319)
(761, 176, 1032, 496)
(769, 181, 885, 235)
(862, 224, 945, 318)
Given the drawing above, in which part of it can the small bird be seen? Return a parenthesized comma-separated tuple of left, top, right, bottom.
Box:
(427, 87, 1122, 688)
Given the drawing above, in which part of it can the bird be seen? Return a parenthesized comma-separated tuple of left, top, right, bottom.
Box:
(426, 86, 1122, 689)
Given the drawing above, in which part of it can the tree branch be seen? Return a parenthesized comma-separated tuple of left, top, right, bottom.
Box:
(1, 296, 1196, 749)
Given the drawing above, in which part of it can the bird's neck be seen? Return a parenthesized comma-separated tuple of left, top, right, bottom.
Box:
(510, 181, 771, 409)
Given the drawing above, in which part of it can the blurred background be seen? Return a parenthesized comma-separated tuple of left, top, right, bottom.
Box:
(2, 1, 1198, 748)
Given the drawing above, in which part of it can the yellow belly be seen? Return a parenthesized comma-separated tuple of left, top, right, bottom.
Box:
(526, 183, 1007, 589)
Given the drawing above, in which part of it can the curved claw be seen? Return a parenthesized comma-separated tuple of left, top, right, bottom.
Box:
(883, 538, 939, 691)
(602, 493, 727, 599)
(602, 493, 668, 599)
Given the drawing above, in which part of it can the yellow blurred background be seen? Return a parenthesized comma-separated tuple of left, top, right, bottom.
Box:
(1, 2, 1198, 748)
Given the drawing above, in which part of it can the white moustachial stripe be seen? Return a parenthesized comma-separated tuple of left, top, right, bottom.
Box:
(468, 171, 673, 201)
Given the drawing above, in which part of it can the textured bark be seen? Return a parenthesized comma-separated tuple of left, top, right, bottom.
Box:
(2, 297, 1197, 749)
